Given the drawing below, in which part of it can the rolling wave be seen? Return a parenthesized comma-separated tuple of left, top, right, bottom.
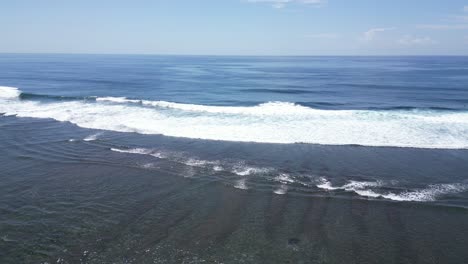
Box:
(2, 86, 468, 149)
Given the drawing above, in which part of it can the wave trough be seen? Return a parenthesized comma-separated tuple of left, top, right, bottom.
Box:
(2, 86, 468, 149)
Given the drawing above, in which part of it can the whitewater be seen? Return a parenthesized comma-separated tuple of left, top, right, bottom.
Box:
(1, 86, 468, 149)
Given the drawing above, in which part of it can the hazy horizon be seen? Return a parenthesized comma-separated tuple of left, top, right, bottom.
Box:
(3, 52, 468, 57)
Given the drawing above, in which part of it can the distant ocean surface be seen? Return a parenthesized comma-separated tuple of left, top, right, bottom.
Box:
(1, 54, 468, 263)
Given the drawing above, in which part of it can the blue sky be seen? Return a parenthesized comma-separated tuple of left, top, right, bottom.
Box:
(1, 0, 468, 55)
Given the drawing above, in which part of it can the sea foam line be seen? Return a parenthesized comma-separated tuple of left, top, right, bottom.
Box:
(111, 147, 153, 155)
(110, 147, 270, 176)
(356, 183, 468, 202)
(316, 178, 468, 202)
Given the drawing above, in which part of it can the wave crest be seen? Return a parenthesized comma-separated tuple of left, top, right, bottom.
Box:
(0, 86, 21, 99)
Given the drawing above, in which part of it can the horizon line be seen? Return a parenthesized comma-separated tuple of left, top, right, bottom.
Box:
(1, 52, 468, 57)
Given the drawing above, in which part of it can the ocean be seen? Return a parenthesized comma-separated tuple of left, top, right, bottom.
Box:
(1, 54, 468, 263)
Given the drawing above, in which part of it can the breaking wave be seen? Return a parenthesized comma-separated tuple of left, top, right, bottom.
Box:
(316, 178, 468, 202)
(2, 86, 468, 149)
(0, 86, 21, 99)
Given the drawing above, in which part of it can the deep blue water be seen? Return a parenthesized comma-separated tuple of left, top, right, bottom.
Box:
(1, 54, 468, 263)
(1, 54, 468, 110)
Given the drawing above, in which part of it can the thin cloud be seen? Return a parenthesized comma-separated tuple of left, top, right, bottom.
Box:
(362, 27, 396, 41)
(417, 6, 468, 30)
(247, 0, 326, 9)
(453, 15, 468, 22)
(398, 35, 436, 46)
(417, 24, 468, 30)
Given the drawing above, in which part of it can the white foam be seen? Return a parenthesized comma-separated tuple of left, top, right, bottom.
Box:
(109, 146, 270, 176)
(353, 189, 383, 198)
(96, 97, 141, 104)
(141, 100, 311, 115)
(317, 178, 468, 202)
(2, 94, 468, 149)
(110, 147, 153, 155)
(213, 165, 224, 171)
(234, 179, 248, 190)
(378, 183, 468, 202)
(0, 86, 21, 99)
(182, 158, 217, 167)
(232, 166, 271, 176)
(342, 180, 383, 191)
(83, 133, 102, 141)
(317, 178, 382, 192)
(111, 147, 218, 167)
(141, 163, 157, 169)
(150, 152, 166, 159)
(273, 184, 288, 195)
(274, 173, 295, 184)
(316, 178, 340, 190)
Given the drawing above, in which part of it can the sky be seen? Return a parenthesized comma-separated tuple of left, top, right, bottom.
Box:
(1, 0, 468, 55)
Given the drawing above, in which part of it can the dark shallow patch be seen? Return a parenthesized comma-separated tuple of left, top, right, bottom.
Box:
(288, 238, 301, 245)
